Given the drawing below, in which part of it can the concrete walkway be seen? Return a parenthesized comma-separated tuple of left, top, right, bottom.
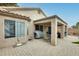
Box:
(0, 36, 79, 56)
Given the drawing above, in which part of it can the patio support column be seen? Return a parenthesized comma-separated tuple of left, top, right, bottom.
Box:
(51, 18, 57, 46)
(61, 24, 65, 39)
(43, 25, 47, 39)
(66, 25, 68, 37)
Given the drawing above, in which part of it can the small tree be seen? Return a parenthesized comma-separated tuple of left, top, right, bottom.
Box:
(72, 25, 76, 28)
(71, 22, 79, 38)
(76, 22, 79, 38)
(76, 22, 79, 29)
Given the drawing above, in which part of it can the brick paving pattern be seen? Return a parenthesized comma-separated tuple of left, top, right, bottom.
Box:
(0, 36, 79, 56)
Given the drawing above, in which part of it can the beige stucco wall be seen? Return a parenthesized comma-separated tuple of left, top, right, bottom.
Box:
(8, 9, 46, 39)
(9, 10, 46, 20)
(0, 15, 28, 48)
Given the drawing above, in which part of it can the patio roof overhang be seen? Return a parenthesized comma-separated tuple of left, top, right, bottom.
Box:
(34, 15, 68, 25)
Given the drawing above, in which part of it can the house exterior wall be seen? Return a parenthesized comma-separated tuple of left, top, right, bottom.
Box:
(8, 9, 46, 39)
(0, 8, 68, 46)
(8, 10, 46, 20)
(0, 15, 28, 48)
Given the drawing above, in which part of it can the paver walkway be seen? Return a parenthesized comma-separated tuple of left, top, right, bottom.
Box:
(0, 36, 79, 56)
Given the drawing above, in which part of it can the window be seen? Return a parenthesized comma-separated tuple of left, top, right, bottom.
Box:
(40, 25, 43, 31)
(35, 25, 43, 31)
(48, 27, 51, 34)
(5, 20, 15, 38)
(35, 25, 39, 30)
(5, 20, 25, 38)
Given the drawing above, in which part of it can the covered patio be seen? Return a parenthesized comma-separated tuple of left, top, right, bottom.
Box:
(34, 15, 68, 46)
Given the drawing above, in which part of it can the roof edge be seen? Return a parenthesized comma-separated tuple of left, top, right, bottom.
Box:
(3, 7, 47, 17)
(34, 15, 68, 25)
(0, 8, 31, 21)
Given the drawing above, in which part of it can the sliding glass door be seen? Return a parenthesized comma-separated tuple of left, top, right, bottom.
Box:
(16, 22, 25, 37)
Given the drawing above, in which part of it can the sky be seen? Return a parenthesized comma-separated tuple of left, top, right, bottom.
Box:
(18, 3, 79, 27)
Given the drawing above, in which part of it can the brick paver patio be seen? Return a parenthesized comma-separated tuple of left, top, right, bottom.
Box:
(0, 36, 79, 56)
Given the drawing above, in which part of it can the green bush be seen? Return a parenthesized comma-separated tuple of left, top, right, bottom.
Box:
(72, 41, 79, 44)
